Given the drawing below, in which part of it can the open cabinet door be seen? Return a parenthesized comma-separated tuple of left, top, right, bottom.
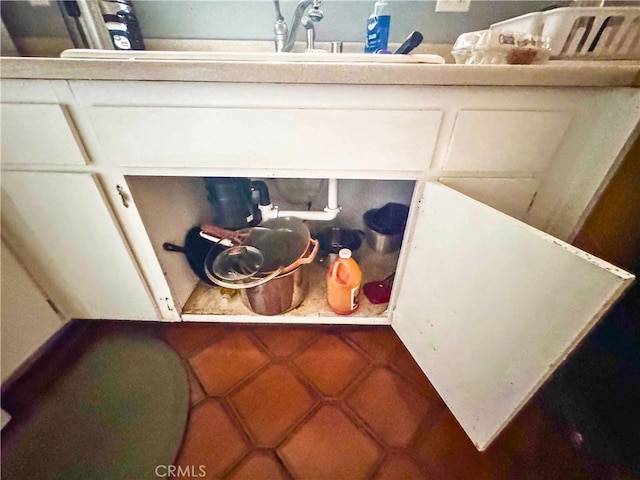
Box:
(392, 182, 634, 451)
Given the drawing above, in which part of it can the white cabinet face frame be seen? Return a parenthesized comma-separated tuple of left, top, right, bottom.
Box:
(391, 182, 633, 451)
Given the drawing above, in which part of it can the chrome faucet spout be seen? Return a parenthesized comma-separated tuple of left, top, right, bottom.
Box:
(273, 0, 323, 52)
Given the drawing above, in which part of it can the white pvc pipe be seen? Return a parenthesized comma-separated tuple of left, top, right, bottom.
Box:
(275, 207, 340, 221)
(260, 178, 340, 221)
(327, 178, 338, 209)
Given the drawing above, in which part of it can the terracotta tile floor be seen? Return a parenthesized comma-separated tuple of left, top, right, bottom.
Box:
(157, 323, 591, 480)
(1, 321, 593, 479)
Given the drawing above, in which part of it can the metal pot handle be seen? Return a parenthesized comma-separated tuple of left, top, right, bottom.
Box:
(294, 238, 319, 266)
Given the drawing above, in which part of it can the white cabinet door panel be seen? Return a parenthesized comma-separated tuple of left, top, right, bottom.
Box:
(1, 172, 158, 320)
(1, 103, 88, 166)
(444, 110, 573, 172)
(393, 182, 633, 451)
(87, 106, 442, 171)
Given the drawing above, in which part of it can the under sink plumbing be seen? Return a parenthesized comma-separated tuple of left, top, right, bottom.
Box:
(273, 0, 324, 52)
(260, 178, 340, 221)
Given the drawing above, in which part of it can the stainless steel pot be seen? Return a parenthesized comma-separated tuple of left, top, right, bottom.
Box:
(240, 265, 309, 315)
(363, 203, 409, 253)
(364, 226, 403, 253)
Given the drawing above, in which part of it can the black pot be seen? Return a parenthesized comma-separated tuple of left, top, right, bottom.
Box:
(163, 227, 224, 285)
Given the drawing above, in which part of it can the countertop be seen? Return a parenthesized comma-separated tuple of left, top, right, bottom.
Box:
(1, 56, 639, 87)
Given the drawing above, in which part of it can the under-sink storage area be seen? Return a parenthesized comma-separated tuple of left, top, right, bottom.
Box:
(126, 176, 416, 322)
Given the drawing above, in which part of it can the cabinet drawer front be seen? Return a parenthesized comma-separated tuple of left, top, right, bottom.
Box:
(1, 103, 88, 166)
(444, 110, 573, 172)
(87, 106, 442, 171)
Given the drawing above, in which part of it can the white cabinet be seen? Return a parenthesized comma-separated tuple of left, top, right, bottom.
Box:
(2, 77, 637, 452)
(1, 171, 158, 320)
(392, 182, 633, 450)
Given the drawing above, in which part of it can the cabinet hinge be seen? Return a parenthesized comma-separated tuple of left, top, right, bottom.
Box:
(116, 184, 130, 208)
(162, 297, 175, 312)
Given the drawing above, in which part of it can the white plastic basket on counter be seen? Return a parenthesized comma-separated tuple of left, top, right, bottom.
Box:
(491, 7, 640, 60)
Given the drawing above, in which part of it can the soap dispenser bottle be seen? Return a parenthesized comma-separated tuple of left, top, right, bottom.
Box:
(365, 0, 391, 53)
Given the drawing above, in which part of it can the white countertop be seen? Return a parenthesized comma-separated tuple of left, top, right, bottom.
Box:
(1, 56, 639, 87)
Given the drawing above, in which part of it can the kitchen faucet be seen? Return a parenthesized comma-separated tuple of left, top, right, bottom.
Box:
(273, 0, 324, 52)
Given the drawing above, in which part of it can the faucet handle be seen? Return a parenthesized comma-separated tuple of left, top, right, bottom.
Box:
(274, 18, 288, 52)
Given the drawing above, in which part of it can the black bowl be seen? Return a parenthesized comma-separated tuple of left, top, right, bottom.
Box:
(315, 227, 365, 254)
(364, 202, 409, 235)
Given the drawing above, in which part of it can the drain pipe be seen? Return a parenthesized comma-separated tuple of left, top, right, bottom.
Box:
(260, 178, 341, 221)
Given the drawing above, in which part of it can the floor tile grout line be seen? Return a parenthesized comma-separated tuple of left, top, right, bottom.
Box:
(266, 393, 323, 451)
(387, 346, 445, 404)
(214, 397, 261, 478)
(405, 406, 454, 478)
(158, 324, 231, 360)
(313, 398, 389, 480)
(288, 333, 373, 399)
(181, 359, 207, 404)
(339, 361, 376, 402)
(337, 353, 445, 455)
(284, 355, 337, 400)
(338, 329, 404, 366)
(222, 448, 296, 480)
(224, 363, 323, 450)
(247, 326, 324, 362)
(188, 329, 272, 398)
(333, 396, 392, 459)
(219, 355, 273, 399)
(272, 401, 327, 478)
(270, 448, 297, 480)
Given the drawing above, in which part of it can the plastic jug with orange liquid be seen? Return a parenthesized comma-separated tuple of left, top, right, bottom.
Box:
(327, 248, 362, 315)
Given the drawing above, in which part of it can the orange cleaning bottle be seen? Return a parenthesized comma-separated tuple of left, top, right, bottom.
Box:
(327, 249, 362, 315)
